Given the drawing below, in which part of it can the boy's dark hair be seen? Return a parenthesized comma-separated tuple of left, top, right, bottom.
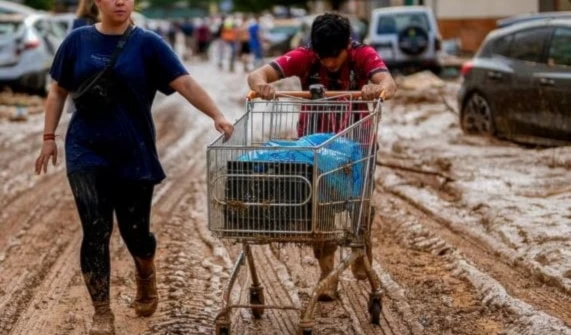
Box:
(311, 13, 351, 58)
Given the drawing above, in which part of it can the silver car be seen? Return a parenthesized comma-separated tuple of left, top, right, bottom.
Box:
(0, 13, 65, 95)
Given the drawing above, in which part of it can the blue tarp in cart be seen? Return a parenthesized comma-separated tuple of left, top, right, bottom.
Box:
(237, 133, 366, 201)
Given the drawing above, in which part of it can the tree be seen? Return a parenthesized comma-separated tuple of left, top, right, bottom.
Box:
(24, 0, 54, 10)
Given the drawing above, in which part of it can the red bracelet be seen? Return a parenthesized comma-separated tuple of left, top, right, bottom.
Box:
(43, 133, 56, 141)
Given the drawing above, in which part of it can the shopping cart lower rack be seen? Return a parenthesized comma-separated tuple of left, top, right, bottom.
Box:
(207, 88, 384, 334)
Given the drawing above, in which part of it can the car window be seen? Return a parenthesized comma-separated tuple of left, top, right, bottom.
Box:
(48, 20, 66, 39)
(376, 13, 430, 35)
(33, 18, 49, 35)
(548, 27, 571, 67)
(509, 27, 551, 63)
(491, 34, 513, 57)
(53, 21, 69, 35)
(0, 21, 20, 34)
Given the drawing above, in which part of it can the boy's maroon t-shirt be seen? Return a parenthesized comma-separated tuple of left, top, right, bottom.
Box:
(270, 43, 387, 91)
(270, 43, 388, 137)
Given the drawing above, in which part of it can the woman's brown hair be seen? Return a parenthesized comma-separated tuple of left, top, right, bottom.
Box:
(75, 0, 99, 23)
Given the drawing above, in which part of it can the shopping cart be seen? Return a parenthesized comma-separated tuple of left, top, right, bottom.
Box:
(207, 85, 383, 335)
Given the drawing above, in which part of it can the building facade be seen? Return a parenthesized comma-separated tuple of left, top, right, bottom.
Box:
(337, 0, 570, 53)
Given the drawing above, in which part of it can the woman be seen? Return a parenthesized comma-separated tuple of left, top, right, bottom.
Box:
(34, 0, 234, 334)
(72, 0, 99, 29)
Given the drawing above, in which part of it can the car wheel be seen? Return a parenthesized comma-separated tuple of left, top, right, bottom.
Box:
(460, 92, 495, 135)
(398, 25, 429, 56)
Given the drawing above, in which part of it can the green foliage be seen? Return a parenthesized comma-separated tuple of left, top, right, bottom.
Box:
(23, 0, 54, 10)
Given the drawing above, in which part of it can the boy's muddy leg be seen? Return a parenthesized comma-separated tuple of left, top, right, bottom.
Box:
(313, 241, 338, 301)
(351, 204, 375, 280)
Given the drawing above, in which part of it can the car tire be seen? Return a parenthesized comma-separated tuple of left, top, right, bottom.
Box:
(460, 92, 495, 136)
(398, 25, 429, 56)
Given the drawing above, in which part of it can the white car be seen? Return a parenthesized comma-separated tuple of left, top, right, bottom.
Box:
(368, 6, 442, 74)
(0, 13, 65, 95)
(0, 0, 38, 15)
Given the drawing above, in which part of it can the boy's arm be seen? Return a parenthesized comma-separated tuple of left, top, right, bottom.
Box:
(247, 64, 282, 99)
(362, 71, 397, 100)
(248, 48, 313, 99)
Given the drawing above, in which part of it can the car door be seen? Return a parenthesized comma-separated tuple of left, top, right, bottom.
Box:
(533, 26, 571, 141)
(503, 26, 553, 138)
(479, 33, 515, 134)
(33, 17, 56, 55)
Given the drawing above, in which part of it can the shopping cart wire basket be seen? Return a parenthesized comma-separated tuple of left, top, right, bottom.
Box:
(207, 88, 384, 334)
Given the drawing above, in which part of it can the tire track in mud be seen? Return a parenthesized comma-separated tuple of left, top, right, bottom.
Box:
(0, 184, 77, 334)
(374, 187, 571, 334)
(260, 242, 420, 335)
(380, 170, 571, 325)
(0, 118, 44, 168)
(229, 245, 302, 335)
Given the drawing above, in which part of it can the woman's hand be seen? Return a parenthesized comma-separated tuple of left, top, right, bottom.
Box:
(214, 116, 234, 141)
(35, 140, 58, 175)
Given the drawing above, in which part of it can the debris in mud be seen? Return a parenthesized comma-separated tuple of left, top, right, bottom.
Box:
(0, 91, 44, 121)
(226, 200, 248, 211)
(393, 71, 458, 113)
(397, 71, 446, 91)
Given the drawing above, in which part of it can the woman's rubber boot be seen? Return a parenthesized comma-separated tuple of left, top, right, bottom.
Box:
(89, 302, 115, 335)
(133, 256, 158, 317)
(313, 243, 338, 301)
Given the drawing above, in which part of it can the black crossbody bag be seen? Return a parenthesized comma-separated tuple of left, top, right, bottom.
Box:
(72, 25, 133, 114)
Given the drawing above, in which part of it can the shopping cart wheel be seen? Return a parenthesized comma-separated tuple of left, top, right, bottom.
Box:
(368, 295, 382, 325)
(216, 324, 230, 335)
(249, 286, 265, 319)
(216, 322, 230, 335)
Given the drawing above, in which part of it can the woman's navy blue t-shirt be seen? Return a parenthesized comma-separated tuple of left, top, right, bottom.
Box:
(50, 26, 188, 184)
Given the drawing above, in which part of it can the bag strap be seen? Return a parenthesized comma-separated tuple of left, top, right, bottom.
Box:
(103, 25, 134, 74)
(73, 25, 133, 97)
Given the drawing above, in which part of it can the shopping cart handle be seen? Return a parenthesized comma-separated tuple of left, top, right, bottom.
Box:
(247, 90, 381, 100)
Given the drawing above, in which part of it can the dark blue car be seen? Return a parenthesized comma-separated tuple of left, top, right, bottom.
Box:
(458, 19, 571, 145)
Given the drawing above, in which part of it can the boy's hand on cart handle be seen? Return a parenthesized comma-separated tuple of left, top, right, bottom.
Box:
(361, 84, 387, 101)
(214, 116, 234, 142)
(254, 84, 276, 100)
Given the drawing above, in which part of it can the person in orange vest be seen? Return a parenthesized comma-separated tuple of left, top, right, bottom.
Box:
(220, 16, 238, 72)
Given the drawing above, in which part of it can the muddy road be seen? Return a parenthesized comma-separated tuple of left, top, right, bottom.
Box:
(0, 64, 569, 335)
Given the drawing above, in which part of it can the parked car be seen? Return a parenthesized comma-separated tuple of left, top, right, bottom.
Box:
(368, 6, 442, 74)
(458, 19, 571, 145)
(497, 11, 571, 28)
(51, 12, 74, 36)
(0, 0, 38, 15)
(0, 13, 65, 95)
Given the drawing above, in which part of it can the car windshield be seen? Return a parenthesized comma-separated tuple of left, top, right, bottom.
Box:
(376, 13, 430, 34)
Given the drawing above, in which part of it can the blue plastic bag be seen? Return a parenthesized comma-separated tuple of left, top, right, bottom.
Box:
(237, 133, 364, 201)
